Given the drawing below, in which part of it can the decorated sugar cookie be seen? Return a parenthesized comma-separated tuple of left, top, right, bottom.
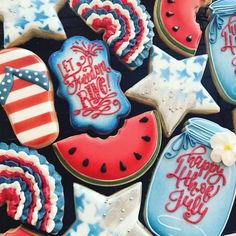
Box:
(1, 226, 40, 236)
(0, 48, 59, 149)
(125, 46, 220, 137)
(65, 182, 151, 235)
(0, 143, 64, 234)
(69, 0, 154, 69)
(53, 111, 162, 186)
(145, 118, 236, 236)
(49, 36, 131, 135)
(0, 0, 67, 48)
(206, 0, 236, 104)
(153, 0, 211, 57)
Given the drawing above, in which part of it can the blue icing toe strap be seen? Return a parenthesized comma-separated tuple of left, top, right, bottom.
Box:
(0, 66, 49, 105)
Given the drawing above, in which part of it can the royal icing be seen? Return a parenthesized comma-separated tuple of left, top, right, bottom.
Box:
(69, 0, 154, 69)
(206, 0, 236, 104)
(0, 0, 67, 48)
(145, 118, 236, 236)
(1, 226, 40, 236)
(53, 111, 162, 186)
(0, 48, 59, 149)
(0, 143, 64, 234)
(65, 182, 151, 236)
(49, 36, 130, 135)
(153, 0, 211, 57)
(125, 46, 220, 137)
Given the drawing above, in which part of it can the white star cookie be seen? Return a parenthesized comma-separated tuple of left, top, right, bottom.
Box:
(65, 182, 151, 236)
(0, 0, 67, 47)
(126, 46, 220, 137)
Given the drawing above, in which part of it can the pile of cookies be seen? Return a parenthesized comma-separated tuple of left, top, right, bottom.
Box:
(0, 0, 236, 236)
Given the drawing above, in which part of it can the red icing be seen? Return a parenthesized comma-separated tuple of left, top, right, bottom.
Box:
(57, 40, 121, 119)
(221, 16, 236, 74)
(0, 154, 52, 231)
(3, 226, 38, 236)
(0, 48, 58, 149)
(0, 188, 20, 217)
(80, 1, 146, 62)
(165, 145, 226, 224)
(158, 0, 203, 54)
(54, 111, 161, 185)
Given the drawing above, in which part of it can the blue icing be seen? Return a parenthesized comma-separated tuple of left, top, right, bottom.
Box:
(0, 67, 49, 105)
(49, 36, 131, 135)
(0, 142, 64, 234)
(145, 118, 236, 236)
(207, 4, 236, 104)
(14, 17, 30, 30)
(34, 11, 49, 23)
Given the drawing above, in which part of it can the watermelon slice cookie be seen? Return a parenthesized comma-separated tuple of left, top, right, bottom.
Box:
(53, 111, 162, 186)
(154, 0, 212, 57)
(0, 48, 59, 149)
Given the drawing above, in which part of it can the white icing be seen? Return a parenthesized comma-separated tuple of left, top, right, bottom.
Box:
(0, 0, 67, 47)
(0, 149, 59, 232)
(0, 182, 25, 220)
(210, 131, 236, 166)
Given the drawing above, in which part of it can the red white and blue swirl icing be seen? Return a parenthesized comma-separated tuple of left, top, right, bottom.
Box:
(0, 143, 64, 234)
(69, 0, 154, 69)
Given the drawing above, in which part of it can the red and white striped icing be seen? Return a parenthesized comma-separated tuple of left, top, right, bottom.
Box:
(0, 48, 59, 149)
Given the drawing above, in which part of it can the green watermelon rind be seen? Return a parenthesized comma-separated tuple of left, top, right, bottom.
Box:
(154, 0, 196, 56)
(53, 111, 162, 187)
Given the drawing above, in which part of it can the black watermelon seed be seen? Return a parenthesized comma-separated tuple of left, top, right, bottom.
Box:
(166, 11, 174, 17)
(120, 161, 127, 171)
(186, 35, 193, 42)
(167, 0, 175, 3)
(142, 136, 151, 142)
(172, 26, 180, 32)
(134, 152, 142, 160)
(139, 117, 149, 123)
(82, 159, 89, 167)
(101, 163, 107, 173)
(68, 147, 76, 155)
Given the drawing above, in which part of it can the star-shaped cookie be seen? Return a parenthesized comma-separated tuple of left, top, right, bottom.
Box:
(126, 46, 220, 137)
(65, 183, 151, 236)
(0, 0, 67, 47)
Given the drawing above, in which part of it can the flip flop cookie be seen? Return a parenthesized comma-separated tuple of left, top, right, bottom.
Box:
(0, 48, 59, 149)
(154, 0, 212, 56)
(206, 0, 236, 104)
(49, 36, 130, 135)
(53, 111, 162, 186)
(0, 0, 67, 48)
(65, 182, 151, 235)
(69, 0, 154, 69)
(0, 143, 64, 234)
(145, 118, 236, 236)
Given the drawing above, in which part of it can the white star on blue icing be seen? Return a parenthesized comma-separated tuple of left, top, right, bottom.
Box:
(65, 183, 151, 236)
(0, 0, 67, 47)
(126, 46, 220, 137)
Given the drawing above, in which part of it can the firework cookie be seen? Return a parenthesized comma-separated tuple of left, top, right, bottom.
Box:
(49, 36, 130, 135)
(125, 46, 220, 137)
(206, 0, 236, 104)
(53, 111, 162, 186)
(69, 0, 154, 69)
(0, 48, 59, 149)
(65, 182, 151, 235)
(0, 143, 64, 234)
(144, 118, 236, 236)
(0, 0, 67, 48)
(154, 0, 211, 57)
(1, 226, 40, 236)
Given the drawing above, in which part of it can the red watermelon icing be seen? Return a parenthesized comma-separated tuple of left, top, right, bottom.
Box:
(2, 226, 39, 236)
(154, 0, 211, 56)
(53, 111, 162, 186)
